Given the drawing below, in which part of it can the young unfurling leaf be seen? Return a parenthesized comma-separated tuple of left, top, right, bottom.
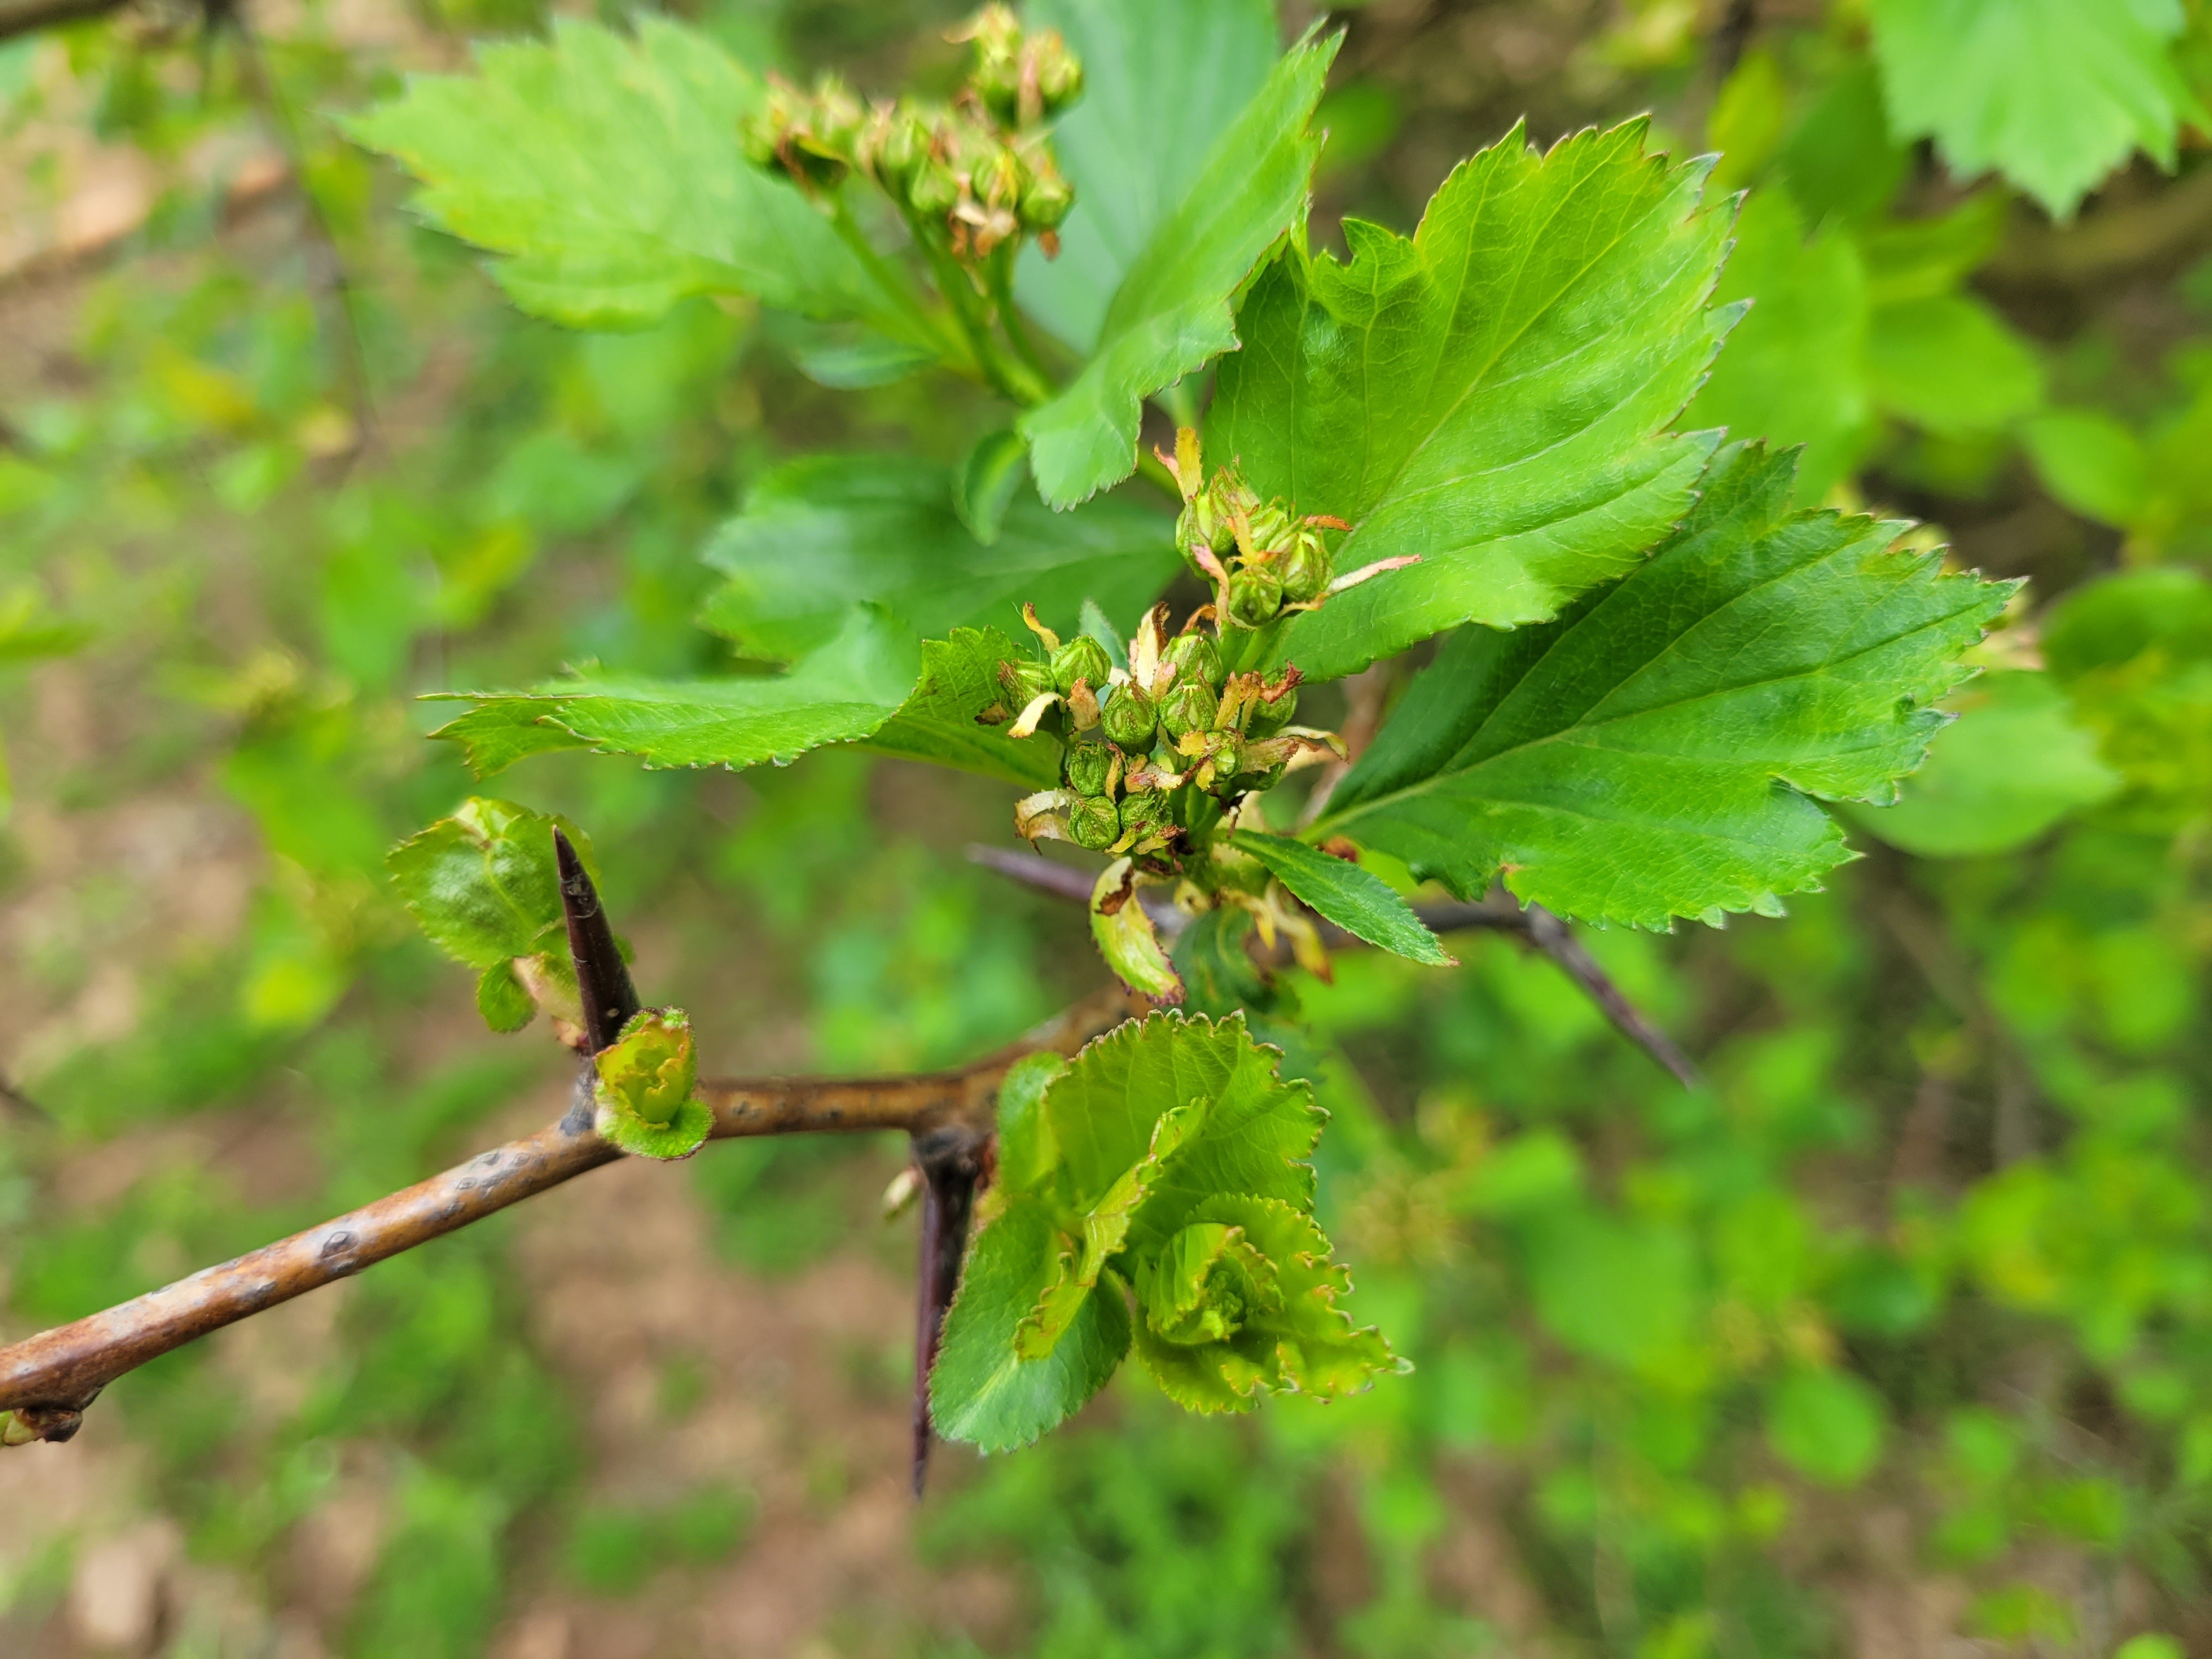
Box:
(594, 1008, 714, 1161)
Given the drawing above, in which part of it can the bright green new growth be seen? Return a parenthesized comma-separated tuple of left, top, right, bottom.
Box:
(594, 1009, 713, 1162)
(1210, 119, 1738, 681)
(386, 798, 596, 1031)
(931, 1013, 1398, 1451)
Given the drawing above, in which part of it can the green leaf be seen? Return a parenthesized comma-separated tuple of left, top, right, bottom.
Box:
(1227, 832, 1454, 967)
(1090, 858, 1185, 1003)
(1848, 672, 2119, 859)
(348, 18, 928, 336)
(386, 797, 594, 969)
(697, 455, 1175, 662)
(1311, 444, 2016, 929)
(858, 627, 1060, 788)
(594, 1011, 712, 1161)
(1039, 1011, 1319, 1224)
(428, 606, 921, 778)
(1211, 120, 1735, 680)
(930, 1196, 1133, 1452)
(1171, 907, 1273, 1019)
(1684, 190, 1870, 502)
(1019, 35, 1338, 509)
(475, 962, 536, 1034)
(994, 1052, 1068, 1197)
(952, 429, 1030, 546)
(1131, 1194, 1403, 1413)
(1767, 1365, 1887, 1487)
(597, 1094, 715, 1163)
(1867, 295, 2044, 437)
(1015, 0, 1282, 354)
(2022, 408, 2151, 529)
(1867, 0, 2203, 219)
(1527, 1208, 1697, 1369)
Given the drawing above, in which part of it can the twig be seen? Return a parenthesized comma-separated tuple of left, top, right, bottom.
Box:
(1712, 0, 1756, 80)
(0, 983, 1145, 1434)
(0, 0, 127, 40)
(969, 844, 1701, 1087)
(910, 1124, 986, 1497)
(0, 1074, 53, 1125)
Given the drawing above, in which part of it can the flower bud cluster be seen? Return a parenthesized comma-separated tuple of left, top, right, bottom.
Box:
(1156, 427, 1420, 631)
(998, 603, 1335, 862)
(740, 6, 1077, 261)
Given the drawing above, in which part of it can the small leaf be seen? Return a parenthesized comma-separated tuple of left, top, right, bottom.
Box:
(930, 1197, 1133, 1452)
(698, 455, 1176, 664)
(1019, 34, 1338, 508)
(1313, 444, 2017, 929)
(1228, 832, 1454, 966)
(346, 18, 933, 338)
(598, 1095, 715, 1163)
(475, 961, 537, 1033)
(1090, 858, 1184, 1003)
(594, 1009, 712, 1161)
(428, 606, 922, 778)
(1767, 1365, 1887, 1487)
(952, 430, 1030, 546)
(387, 798, 595, 968)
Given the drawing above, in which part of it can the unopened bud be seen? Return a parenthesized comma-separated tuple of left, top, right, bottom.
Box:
(1064, 740, 1115, 797)
(1070, 795, 1121, 851)
(1052, 634, 1113, 696)
(1226, 566, 1283, 629)
(1159, 680, 1216, 744)
(1245, 500, 1293, 556)
(1033, 32, 1082, 116)
(999, 657, 1056, 708)
(1020, 155, 1074, 230)
(1245, 685, 1299, 741)
(978, 145, 1024, 210)
(1101, 683, 1158, 749)
(1119, 789, 1169, 841)
(1279, 530, 1333, 605)
(1207, 732, 1245, 788)
(1163, 631, 1225, 692)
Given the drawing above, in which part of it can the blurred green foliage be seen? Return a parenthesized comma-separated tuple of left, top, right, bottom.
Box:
(2, 0, 2210, 1655)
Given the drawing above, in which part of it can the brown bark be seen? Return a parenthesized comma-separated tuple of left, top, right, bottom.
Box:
(0, 984, 1146, 1434)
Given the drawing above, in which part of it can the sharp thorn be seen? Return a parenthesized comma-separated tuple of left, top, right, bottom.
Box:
(554, 828, 640, 1055)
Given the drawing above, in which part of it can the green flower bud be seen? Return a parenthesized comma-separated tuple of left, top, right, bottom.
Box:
(1069, 795, 1121, 851)
(998, 656, 1055, 707)
(1052, 634, 1114, 697)
(1206, 732, 1245, 788)
(1245, 500, 1293, 556)
(1163, 631, 1226, 692)
(977, 144, 1024, 211)
(1034, 33, 1082, 116)
(1118, 788, 1170, 841)
(1279, 531, 1333, 606)
(871, 105, 929, 190)
(1226, 566, 1283, 629)
(1245, 686, 1298, 741)
(596, 1009, 697, 1128)
(1101, 683, 1158, 749)
(1158, 679, 1216, 744)
(908, 156, 960, 218)
(1063, 740, 1115, 798)
(1020, 156, 1074, 231)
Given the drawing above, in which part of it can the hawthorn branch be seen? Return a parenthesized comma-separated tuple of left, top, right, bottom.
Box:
(0, 0, 128, 40)
(968, 845, 1701, 1088)
(0, 983, 1145, 1437)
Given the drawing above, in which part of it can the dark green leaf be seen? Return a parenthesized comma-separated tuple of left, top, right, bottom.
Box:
(1227, 832, 1454, 966)
(952, 429, 1031, 546)
(1211, 120, 1736, 680)
(1312, 444, 2016, 929)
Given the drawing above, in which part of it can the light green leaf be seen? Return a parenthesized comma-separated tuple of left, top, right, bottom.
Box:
(1767, 1365, 1887, 1487)
(1848, 672, 2120, 858)
(1211, 120, 1735, 681)
(994, 1052, 1068, 1197)
(1040, 1010, 1319, 1227)
(1867, 0, 2202, 218)
(594, 1009, 713, 1161)
(1014, 0, 1282, 354)
(386, 797, 594, 969)
(930, 1197, 1132, 1452)
(1131, 1194, 1403, 1413)
(1227, 832, 1454, 967)
(348, 18, 929, 337)
(2022, 408, 2151, 529)
(1868, 295, 2044, 437)
(952, 429, 1031, 546)
(1527, 1208, 1697, 1370)
(428, 606, 921, 777)
(475, 962, 536, 1034)
(698, 455, 1175, 662)
(1311, 444, 2016, 929)
(1019, 35, 1337, 508)
(858, 627, 1060, 788)
(1090, 859, 1185, 1003)
(1685, 190, 1870, 503)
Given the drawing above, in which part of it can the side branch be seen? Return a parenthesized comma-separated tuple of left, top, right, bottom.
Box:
(0, 984, 1144, 1434)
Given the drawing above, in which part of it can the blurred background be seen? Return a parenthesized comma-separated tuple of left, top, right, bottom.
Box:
(2, 1, 2210, 1654)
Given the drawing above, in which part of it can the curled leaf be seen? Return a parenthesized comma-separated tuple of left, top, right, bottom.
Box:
(1090, 858, 1184, 1003)
(593, 1008, 713, 1160)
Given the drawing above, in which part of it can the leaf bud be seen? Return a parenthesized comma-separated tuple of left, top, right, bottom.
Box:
(1158, 679, 1216, 744)
(1069, 794, 1121, 851)
(1063, 739, 1115, 797)
(1279, 529, 1333, 605)
(1051, 633, 1114, 697)
(1245, 685, 1298, 741)
(596, 1009, 697, 1128)
(1225, 565, 1283, 629)
(1163, 630, 1225, 692)
(1101, 682, 1158, 749)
